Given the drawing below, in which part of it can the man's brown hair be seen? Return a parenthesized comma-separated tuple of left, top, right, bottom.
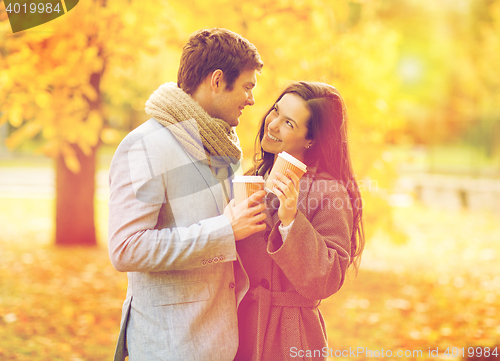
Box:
(177, 28, 263, 95)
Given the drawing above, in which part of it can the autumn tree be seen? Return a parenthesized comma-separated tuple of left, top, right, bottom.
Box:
(1, 0, 418, 247)
(0, 0, 169, 246)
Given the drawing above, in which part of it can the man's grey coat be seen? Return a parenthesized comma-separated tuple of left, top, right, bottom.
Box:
(108, 118, 248, 360)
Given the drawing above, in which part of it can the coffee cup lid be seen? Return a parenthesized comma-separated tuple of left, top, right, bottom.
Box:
(232, 175, 265, 183)
(278, 152, 307, 172)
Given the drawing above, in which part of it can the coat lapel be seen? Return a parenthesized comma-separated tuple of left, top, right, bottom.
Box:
(263, 192, 279, 229)
(184, 149, 238, 214)
(296, 169, 316, 220)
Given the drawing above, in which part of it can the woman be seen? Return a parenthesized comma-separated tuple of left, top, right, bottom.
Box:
(234, 81, 365, 361)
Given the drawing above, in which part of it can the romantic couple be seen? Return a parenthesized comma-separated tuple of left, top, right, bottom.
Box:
(108, 28, 365, 361)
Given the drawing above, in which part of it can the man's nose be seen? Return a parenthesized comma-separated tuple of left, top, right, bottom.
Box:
(246, 91, 255, 106)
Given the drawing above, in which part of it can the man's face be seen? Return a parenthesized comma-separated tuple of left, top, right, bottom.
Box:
(211, 69, 257, 127)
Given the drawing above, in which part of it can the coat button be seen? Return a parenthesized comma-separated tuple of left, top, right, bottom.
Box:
(219, 255, 225, 261)
(207, 258, 213, 264)
(201, 260, 207, 266)
(213, 256, 219, 263)
(229, 282, 235, 289)
(260, 279, 270, 290)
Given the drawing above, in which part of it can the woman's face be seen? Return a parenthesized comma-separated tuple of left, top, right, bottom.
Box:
(261, 93, 312, 163)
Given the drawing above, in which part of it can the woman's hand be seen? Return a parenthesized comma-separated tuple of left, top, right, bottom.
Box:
(272, 169, 300, 227)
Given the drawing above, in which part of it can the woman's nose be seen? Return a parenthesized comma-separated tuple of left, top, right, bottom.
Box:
(268, 117, 280, 131)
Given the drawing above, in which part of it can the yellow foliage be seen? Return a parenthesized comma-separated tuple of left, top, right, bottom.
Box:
(62, 144, 80, 173)
(35, 92, 51, 109)
(1, 0, 462, 239)
(0, 0, 168, 166)
(37, 140, 60, 158)
(86, 111, 103, 135)
(329, 0, 350, 23)
(5, 122, 43, 149)
(42, 125, 57, 140)
(81, 84, 98, 102)
(62, 305, 74, 319)
(8, 104, 23, 128)
(100, 128, 122, 145)
(0, 71, 12, 91)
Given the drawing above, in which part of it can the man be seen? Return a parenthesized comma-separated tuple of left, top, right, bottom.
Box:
(108, 28, 266, 361)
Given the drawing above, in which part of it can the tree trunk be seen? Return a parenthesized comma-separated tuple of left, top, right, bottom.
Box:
(55, 144, 98, 246)
(54, 37, 104, 246)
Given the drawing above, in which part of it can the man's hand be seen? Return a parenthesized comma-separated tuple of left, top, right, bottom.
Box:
(223, 190, 267, 241)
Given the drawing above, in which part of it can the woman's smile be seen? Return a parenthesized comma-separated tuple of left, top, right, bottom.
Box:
(265, 131, 281, 142)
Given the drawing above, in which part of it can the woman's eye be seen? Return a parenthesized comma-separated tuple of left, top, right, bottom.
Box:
(272, 105, 278, 113)
(286, 120, 293, 128)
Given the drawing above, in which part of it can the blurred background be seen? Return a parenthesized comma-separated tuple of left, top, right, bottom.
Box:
(1, 0, 499, 359)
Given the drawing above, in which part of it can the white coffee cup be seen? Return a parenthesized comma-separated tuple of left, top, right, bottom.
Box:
(232, 175, 265, 205)
(264, 152, 307, 194)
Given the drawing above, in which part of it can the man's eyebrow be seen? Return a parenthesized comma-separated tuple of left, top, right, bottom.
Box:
(276, 103, 299, 128)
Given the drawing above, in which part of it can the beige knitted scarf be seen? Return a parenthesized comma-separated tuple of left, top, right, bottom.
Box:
(145, 82, 242, 168)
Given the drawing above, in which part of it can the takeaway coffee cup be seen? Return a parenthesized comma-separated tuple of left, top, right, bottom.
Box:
(232, 176, 265, 205)
(264, 152, 308, 194)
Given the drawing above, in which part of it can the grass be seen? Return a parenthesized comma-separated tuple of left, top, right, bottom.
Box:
(0, 197, 124, 361)
(1, 195, 499, 360)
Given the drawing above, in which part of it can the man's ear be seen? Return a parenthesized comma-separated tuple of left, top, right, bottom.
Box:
(210, 69, 225, 93)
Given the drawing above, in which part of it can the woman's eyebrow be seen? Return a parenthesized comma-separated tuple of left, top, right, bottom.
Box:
(276, 103, 299, 128)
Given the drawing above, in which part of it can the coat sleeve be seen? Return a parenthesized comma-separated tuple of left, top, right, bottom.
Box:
(108, 132, 237, 273)
(266, 183, 353, 300)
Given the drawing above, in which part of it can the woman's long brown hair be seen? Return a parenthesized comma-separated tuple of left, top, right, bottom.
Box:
(249, 81, 365, 272)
